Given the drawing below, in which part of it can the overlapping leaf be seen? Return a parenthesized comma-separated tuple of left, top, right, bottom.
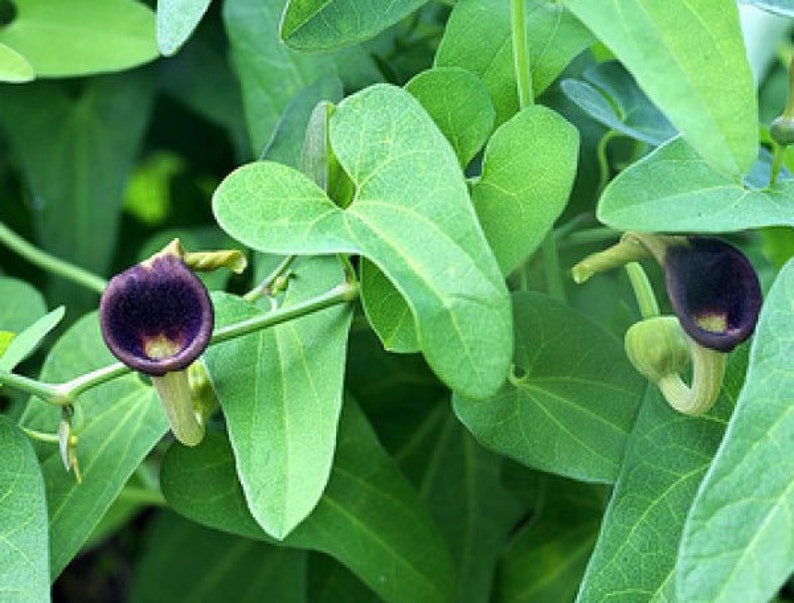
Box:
(214, 84, 512, 398)
(472, 105, 579, 275)
(0, 0, 156, 76)
(576, 350, 747, 602)
(161, 402, 456, 603)
(21, 313, 168, 578)
(281, 0, 428, 50)
(203, 257, 352, 539)
(0, 42, 33, 83)
(435, 0, 593, 125)
(156, 0, 213, 56)
(0, 307, 64, 372)
(562, 0, 757, 178)
(0, 416, 49, 602)
(678, 260, 794, 602)
(0, 277, 46, 334)
(454, 292, 644, 483)
(598, 137, 794, 233)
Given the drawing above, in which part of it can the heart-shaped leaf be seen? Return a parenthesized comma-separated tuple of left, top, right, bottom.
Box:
(214, 84, 512, 399)
(161, 401, 456, 603)
(678, 259, 794, 602)
(0, 416, 49, 601)
(454, 292, 644, 483)
(598, 137, 794, 233)
(204, 257, 352, 539)
(472, 105, 579, 275)
(21, 313, 168, 578)
(562, 0, 757, 178)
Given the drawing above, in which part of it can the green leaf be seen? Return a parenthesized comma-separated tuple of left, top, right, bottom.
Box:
(156, 0, 213, 56)
(0, 306, 64, 372)
(418, 410, 522, 603)
(130, 511, 307, 603)
(577, 350, 747, 602)
(359, 259, 419, 353)
(0, 41, 34, 83)
(472, 105, 579, 275)
(213, 84, 512, 399)
(281, 0, 428, 50)
(0, 277, 46, 334)
(0, 416, 49, 602)
(0, 72, 155, 305)
(597, 137, 794, 233)
(204, 257, 352, 539)
(453, 292, 644, 483)
(0, 0, 156, 77)
(435, 0, 594, 125)
(405, 67, 495, 168)
(561, 0, 757, 178)
(308, 553, 379, 602)
(223, 0, 337, 155)
(678, 260, 794, 603)
(560, 61, 676, 145)
(20, 313, 168, 578)
(497, 477, 604, 603)
(161, 401, 456, 603)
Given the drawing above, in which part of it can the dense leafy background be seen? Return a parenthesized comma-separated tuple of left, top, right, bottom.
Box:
(0, 1, 792, 602)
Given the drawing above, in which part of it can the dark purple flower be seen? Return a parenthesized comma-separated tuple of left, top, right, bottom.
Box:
(663, 237, 762, 352)
(99, 255, 214, 376)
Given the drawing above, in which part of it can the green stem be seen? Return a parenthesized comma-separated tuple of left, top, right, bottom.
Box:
(20, 425, 62, 444)
(0, 222, 107, 295)
(769, 143, 787, 187)
(625, 262, 660, 319)
(510, 0, 533, 109)
(596, 130, 620, 195)
(541, 232, 566, 302)
(0, 280, 360, 404)
(243, 255, 297, 302)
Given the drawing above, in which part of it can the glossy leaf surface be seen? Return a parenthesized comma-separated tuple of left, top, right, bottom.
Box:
(454, 292, 644, 483)
(562, 0, 757, 178)
(21, 313, 168, 578)
(214, 84, 512, 398)
(204, 258, 352, 539)
(0, 416, 48, 602)
(162, 402, 456, 603)
(678, 260, 794, 602)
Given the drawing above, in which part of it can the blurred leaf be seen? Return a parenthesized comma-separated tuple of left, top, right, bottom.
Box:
(497, 477, 604, 603)
(435, 0, 594, 125)
(281, 0, 428, 50)
(740, 0, 794, 17)
(0, 41, 34, 83)
(576, 349, 747, 602)
(20, 313, 168, 578)
(598, 137, 794, 233)
(472, 105, 579, 275)
(560, 61, 676, 145)
(162, 401, 457, 603)
(308, 553, 379, 603)
(405, 67, 495, 167)
(204, 257, 352, 539)
(0, 71, 155, 306)
(123, 151, 185, 226)
(0, 416, 49, 602)
(760, 227, 794, 268)
(0, 0, 156, 77)
(454, 292, 644, 483)
(678, 260, 794, 603)
(0, 306, 64, 371)
(0, 277, 46, 333)
(130, 511, 307, 603)
(214, 84, 512, 399)
(156, 0, 213, 56)
(562, 0, 757, 178)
